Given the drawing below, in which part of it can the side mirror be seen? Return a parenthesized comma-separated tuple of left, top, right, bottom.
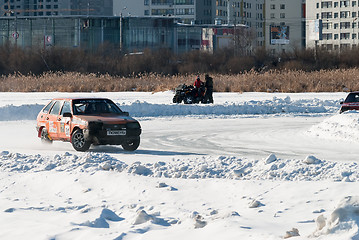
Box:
(63, 112, 72, 118)
(340, 101, 344, 105)
(122, 112, 129, 116)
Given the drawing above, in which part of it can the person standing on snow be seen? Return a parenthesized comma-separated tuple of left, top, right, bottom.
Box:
(194, 76, 202, 89)
(204, 74, 214, 104)
(193, 76, 203, 97)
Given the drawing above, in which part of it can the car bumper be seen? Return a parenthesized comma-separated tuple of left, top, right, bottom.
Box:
(84, 128, 141, 145)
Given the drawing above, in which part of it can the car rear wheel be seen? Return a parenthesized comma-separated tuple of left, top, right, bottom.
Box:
(71, 129, 91, 152)
(40, 127, 52, 144)
(122, 137, 140, 151)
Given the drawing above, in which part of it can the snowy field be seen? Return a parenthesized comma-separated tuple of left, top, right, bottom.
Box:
(2, 91, 359, 239)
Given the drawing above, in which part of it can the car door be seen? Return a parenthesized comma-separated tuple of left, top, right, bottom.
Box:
(58, 100, 72, 140)
(47, 100, 63, 140)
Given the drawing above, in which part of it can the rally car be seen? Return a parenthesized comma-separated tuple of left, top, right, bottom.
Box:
(36, 98, 141, 151)
(340, 91, 359, 113)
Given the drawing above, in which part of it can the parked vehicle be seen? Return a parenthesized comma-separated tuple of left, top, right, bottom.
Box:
(36, 98, 141, 151)
(340, 91, 359, 113)
(173, 84, 206, 104)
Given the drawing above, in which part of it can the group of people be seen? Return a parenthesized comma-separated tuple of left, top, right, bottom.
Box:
(193, 74, 214, 104)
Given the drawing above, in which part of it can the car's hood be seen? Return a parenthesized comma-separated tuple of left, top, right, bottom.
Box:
(74, 114, 137, 124)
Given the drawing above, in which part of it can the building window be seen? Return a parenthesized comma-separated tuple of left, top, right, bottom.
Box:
(270, 4, 275, 9)
(334, 12, 338, 18)
(323, 33, 333, 39)
(340, 0, 349, 7)
(340, 22, 350, 28)
(323, 22, 332, 29)
(144, 0, 149, 5)
(334, 34, 338, 39)
(340, 33, 350, 39)
(144, 10, 149, 15)
(334, 1, 338, 7)
(321, 12, 333, 18)
(270, 13, 275, 19)
(280, 13, 285, 18)
(322, 1, 333, 8)
(280, 4, 285, 9)
(340, 11, 350, 18)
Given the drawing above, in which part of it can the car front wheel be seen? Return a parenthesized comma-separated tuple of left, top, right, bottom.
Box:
(71, 129, 91, 152)
(122, 137, 140, 151)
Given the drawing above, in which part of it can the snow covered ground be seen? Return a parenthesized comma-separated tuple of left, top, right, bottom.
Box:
(2, 91, 359, 240)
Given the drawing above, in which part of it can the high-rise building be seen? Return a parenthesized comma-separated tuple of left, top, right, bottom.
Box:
(0, 0, 306, 54)
(306, 0, 359, 51)
(264, 0, 306, 54)
(114, 0, 306, 53)
(114, 0, 214, 24)
(0, 0, 112, 17)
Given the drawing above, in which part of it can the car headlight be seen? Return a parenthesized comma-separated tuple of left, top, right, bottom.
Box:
(88, 122, 103, 130)
(126, 122, 140, 129)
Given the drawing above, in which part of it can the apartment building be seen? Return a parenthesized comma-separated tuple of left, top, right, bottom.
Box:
(264, 0, 306, 54)
(0, 0, 112, 17)
(214, 0, 265, 48)
(306, 0, 359, 50)
(114, 0, 214, 24)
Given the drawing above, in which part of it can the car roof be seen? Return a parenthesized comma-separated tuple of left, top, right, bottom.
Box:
(50, 97, 111, 101)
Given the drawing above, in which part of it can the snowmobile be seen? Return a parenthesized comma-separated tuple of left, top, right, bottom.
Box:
(172, 84, 206, 104)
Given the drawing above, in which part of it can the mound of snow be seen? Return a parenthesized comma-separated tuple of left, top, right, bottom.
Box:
(308, 111, 359, 142)
(0, 104, 43, 121)
(2, 151, 359, 182)
(0, 97, 339, 121)
(0, 151, 127, 172)
(313, 196, 359, 238)
(264, 153, 277, 164)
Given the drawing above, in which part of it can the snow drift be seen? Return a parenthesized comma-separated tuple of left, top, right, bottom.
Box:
(1, 151, 358, 182)
(308, 111, 359, 142)
(0, 97, 339, 121)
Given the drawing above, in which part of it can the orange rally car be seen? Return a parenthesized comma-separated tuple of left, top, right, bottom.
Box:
(36, 98, 141, 151)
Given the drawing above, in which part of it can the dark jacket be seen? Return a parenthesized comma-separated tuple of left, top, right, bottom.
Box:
(205, 77, 213, 89)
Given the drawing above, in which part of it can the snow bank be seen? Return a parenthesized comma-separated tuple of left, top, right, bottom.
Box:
(0, 97, 339, 121)
(313, 196, 359, 238)
(308, 111, 359, 142)
(0, 104, 43, 121)
(1, 151, 358, 182)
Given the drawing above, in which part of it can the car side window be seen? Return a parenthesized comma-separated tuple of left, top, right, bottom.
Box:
(60, 101, 71, 115)
(49, 101, 63, 115)
(42, 100, 54, 113)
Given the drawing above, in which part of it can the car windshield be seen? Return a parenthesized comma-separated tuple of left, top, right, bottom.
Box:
(345, 93, 359, 103)
(72, 99, 124, 115)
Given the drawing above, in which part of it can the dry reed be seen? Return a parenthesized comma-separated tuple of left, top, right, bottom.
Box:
(0, 69, 357, 93)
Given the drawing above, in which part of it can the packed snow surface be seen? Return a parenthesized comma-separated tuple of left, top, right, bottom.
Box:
(2, 91, 359, 240)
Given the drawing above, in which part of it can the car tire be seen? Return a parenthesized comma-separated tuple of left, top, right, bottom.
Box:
(40, 127, 52, 144)
(122, 137, 140, 151)
(71, 129, 91, 152)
